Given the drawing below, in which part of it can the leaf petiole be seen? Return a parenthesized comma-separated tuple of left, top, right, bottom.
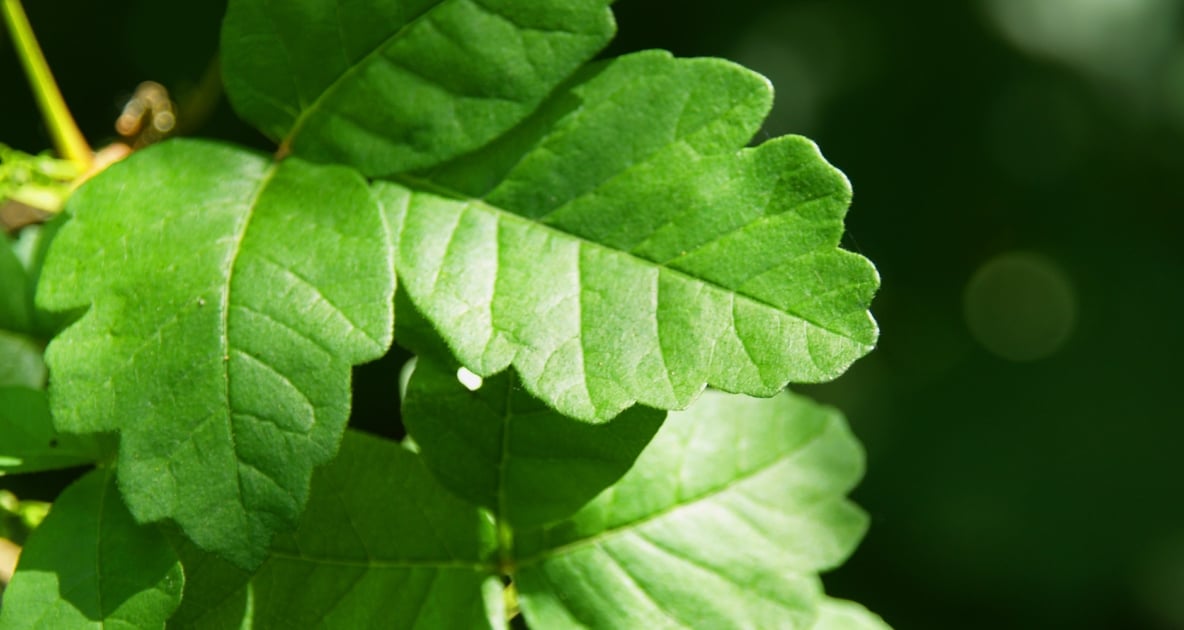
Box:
(2, 0, 92, 169)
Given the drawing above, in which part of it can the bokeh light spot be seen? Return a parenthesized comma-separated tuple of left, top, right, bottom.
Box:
(456, 367, 483, 391)
(983, 0, 1178, 83)
(964, 252, 1076, 362)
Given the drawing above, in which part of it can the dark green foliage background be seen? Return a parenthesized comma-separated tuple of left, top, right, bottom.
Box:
(3, 1, 1182, 628)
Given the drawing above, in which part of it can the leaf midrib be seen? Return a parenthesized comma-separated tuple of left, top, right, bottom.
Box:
(280, 0, 449, 150)
(393, 179, 874, 347)
(512, 416, 836, 568)
(268, 549, 495, 572)
(389, 77, 869, 347)
(219, 161, 280, 536)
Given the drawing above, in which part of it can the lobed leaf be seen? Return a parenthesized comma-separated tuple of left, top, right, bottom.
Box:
(402, 351, 664, 529)
(0, 468, 183, 629)
(168, 390, 887, 629)
(378, 50, 879, 421)
(36, 139, 394, 568)
(222, 0, 614, 176)
(511, 390, 871, 629)
(168, 431, 504, 629)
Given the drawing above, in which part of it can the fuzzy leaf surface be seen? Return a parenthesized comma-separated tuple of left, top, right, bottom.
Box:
(0, 468, 183, 629)
(812, 599, 892, 630)
(402, 352, 663, 528)
(221, 0, 614, 176)
(378, 50, 878, 422)
(511, 390, 870, 629)
(37, 139, 394, 567)
(0, 387, 101, 473)
(168, 431, 504, 630)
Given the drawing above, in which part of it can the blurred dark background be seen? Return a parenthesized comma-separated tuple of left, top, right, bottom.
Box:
(3, 1, 1183, 628)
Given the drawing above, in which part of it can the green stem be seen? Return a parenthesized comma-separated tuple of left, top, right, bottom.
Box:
(2, 0, 92, 168)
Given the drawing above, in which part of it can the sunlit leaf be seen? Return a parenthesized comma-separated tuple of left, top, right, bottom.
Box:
(811, 598, 892, 630)
(378, 50, 878, 421)
(221, 0, 614, 176)
(512, 390, 870, 628)
(37, 139, 394, 567)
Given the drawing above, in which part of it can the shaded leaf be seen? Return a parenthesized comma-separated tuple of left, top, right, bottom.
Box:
(18, 219, 74, 338)
(512, 390, 869, 629)
(221, 0, 614, 176)
(169, 431, 504, 630)
(0, 386, 102, 474)
(0, 468, 183, 629)
(0, 490, 50, 546)
(379, 50, 878, 421)
(0, 234, 46, 388)
(37, 139, 394, 567)
(0, 233, 32, 332)
(0, 219, 70, 340)
(165, 533, 254, 629)
(402, 352, 664, 528)
(392, 286, 467, 364)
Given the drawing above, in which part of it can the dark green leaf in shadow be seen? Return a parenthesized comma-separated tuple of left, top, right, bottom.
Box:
(169, 431, 504, 629)
(0, 386, 102, 474)
(402, 352, 664, 529)
(0, 468, 183, 629)
(0, 233, 46, 388)
(165, 533, 253, 630)
(0, 233, 32, 333)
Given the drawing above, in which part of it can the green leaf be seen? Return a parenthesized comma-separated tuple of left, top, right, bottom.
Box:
(19, 218, 75, 338)
(811, 599, 892, 630)
(169, 431, 505, 629)
(402, 352, 664, 529)
(511, 390, 869, 629)
(377, 50, 879, 421)
(0, 233, 33, 332)
(36, 139, 394, 568)
(0, 386, 102, 473)
(0, 468, 183, 629)
(221, 0, 614, 176)
(164, 534, 252, 630)
(0, 221, 63, 389)
(0, 219, 71, 341)
(0, 330, 44, 388)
